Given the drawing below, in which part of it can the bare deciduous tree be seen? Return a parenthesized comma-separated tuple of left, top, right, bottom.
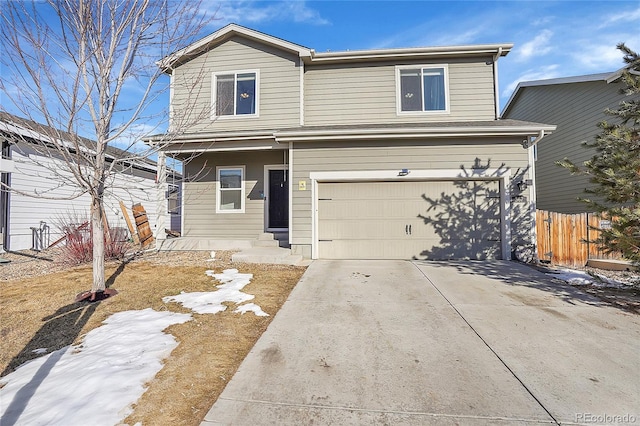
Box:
(0, 0, 213, 297)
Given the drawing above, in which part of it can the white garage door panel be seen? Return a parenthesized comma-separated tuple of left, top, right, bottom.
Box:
(318, 180, 501, 260)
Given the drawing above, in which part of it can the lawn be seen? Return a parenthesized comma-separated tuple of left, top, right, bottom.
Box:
(0, 251, 307, 425)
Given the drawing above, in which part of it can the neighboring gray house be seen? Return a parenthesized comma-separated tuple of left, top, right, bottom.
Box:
(502, 71, 635, 214)
(152, 24, 554, 260)
(0, 113, 179, 251)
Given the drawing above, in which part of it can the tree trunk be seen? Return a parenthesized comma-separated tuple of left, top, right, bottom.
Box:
(91, 195, 106, 293)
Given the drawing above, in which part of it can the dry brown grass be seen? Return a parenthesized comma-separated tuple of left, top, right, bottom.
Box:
(0, 251, 306, 425)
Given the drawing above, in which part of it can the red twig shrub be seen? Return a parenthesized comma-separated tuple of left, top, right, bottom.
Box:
(55, 215, 133, 265)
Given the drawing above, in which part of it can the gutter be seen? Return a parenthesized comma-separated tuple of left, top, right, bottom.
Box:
(493, 47, 503, 120)
(525, 130, 548, 148)
(275, 125, 556, 142)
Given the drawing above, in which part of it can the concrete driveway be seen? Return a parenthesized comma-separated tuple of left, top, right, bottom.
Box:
(201, 260, 640, 425)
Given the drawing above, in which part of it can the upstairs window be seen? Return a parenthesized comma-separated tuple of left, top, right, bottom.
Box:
(216, 166, 245, 213)
(213, 71, 259, 118)
(397, 66, 448, 114)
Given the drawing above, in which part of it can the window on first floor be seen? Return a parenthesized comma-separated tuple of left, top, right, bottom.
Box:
(216, 166, 245, 213)
(213, 71, 258, 118)
(397, 65, 448, 114)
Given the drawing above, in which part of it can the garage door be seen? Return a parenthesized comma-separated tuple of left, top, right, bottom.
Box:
(317, 180, 502, 260)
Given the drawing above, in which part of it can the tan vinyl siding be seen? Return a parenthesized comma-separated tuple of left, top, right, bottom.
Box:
(503, 80, 631, 213)
(171, 36, 301, 133)
(291, 138, 531, 248)
(304, 58, 496, 126)
(181, 150, 286, 238)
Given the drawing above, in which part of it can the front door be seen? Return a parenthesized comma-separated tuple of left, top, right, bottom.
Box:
(267, 169, 288, 229)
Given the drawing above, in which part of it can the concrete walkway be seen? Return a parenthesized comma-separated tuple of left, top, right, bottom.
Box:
(201, 260, 640, 425)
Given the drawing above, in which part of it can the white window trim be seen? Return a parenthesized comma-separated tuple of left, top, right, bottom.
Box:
(216, 165, 246, 214)
(211, 69, 260, 120)
(395, 64, 450, 116)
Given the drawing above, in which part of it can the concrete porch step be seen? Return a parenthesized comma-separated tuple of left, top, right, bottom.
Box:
(252, 232, 290, 248)
(231, 247, 305, 266)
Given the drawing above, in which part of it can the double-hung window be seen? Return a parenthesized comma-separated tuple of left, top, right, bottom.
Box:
(213, 71, 259, 118)
(397, 65, 449, 114)
(217, 166, 245, 213)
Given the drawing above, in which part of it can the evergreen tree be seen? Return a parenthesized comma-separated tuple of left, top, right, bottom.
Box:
(558, 43, 640, 264)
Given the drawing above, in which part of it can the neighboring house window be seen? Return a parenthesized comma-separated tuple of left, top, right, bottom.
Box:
(213, 71, 259, 118)
(217, 166, 245, 213)
(397, 65, 449, 113)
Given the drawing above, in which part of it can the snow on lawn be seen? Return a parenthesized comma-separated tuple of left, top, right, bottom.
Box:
(0, 269, 268, 426)
(547, 268, 629, 288)
(163, 268, 268, 316)
(0, 308, 191, 426)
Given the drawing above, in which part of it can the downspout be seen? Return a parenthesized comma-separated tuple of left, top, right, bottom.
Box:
(493, 47, 503, 120)
(527, 130, 547, 261)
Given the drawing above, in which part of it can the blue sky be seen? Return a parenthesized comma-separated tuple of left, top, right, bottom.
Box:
(207, 0, 640, 110)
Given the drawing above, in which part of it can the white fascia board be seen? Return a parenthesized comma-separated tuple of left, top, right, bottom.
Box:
(308, 43, 513, 64)
(148, 131, 275, 144)
(276, 125, 555, 142)
(159, 24, 312, 73)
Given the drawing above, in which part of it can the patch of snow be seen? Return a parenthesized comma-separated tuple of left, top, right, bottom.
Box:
(548, 268, 633, 288)
(235, 303, 269, 317)
(30, 348, 47, 355)
(547, 269, 594, 285)
(0, 308, 191, 426)
(164, 269, 266, 316)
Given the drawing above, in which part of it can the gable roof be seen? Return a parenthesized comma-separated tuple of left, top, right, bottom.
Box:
(0, 112, 160, 174)
(159, 23, 513, 74)
(501, 69, 626, 117)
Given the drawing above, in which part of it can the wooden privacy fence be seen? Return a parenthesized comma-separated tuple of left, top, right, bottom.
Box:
(536, 209, 622, 267)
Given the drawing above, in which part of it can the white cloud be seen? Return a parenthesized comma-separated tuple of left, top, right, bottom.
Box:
(513, 29, 553, 62)
(501, 64, 561, 99)
(574, 43, 626, 70)
(430, 28, 485, 46)
(213, 0, 328, 26)
(598, 7, 640, 28)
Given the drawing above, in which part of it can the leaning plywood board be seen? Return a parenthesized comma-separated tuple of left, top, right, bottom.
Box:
(132, 203, 154, 248)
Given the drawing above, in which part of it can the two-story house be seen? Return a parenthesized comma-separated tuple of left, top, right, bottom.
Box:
(151, 24, 555, 260)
